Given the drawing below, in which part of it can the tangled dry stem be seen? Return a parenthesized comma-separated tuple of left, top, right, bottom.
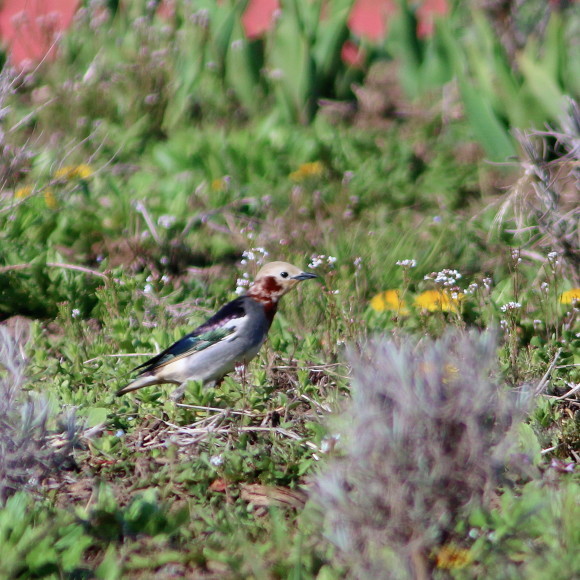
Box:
(498, 98, 579, 281)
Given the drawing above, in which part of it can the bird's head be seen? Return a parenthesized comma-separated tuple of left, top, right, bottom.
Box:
(248, 261, 317, 303)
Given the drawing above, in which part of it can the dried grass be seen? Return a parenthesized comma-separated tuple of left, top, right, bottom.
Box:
(497, 98, 579, 281)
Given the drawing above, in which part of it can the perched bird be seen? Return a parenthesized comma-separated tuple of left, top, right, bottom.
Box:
(117, 261, 317, 399)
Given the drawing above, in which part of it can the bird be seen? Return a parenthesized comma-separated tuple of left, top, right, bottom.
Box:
(116, 261, 317, 400)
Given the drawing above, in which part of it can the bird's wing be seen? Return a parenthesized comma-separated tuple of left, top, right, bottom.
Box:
(133, 297, 248, 375)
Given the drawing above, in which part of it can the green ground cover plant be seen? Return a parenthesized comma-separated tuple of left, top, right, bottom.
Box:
(0, 1, 578, 578)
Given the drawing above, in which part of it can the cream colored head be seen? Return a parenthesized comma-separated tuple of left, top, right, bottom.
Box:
(248, 261, 317, 302)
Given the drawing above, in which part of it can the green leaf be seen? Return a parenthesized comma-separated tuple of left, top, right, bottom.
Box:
(518, 52, 567, 122)
(95, 545, 122, 580)
(268, 12, 314, 123)
(225, 20, 264, 114)
(457, 78, 516, 161)
(84, 407, 110, 428)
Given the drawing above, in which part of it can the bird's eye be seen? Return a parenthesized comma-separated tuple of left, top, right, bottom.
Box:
(280, 271, 289, 278)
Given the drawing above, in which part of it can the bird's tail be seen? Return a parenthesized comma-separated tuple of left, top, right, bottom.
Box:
(116, 374, 160, 396)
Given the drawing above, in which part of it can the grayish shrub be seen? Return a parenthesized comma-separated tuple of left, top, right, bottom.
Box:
(314, 329, 528, 579)
(0, 322, 77, 504)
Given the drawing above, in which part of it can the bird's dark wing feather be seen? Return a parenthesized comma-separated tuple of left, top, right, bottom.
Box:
(133, 297, 247, 375)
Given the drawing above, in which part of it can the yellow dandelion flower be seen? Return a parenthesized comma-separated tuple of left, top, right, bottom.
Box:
(370, 290, 409, 315)
(434, 544, 472, 569)
(54, 164, 94, 180)
(15, 186, 33, 199)
(414, 290, 464, 313)
(44, 189, 57, 209)
(289, 161, 325, 182)
(211, 177, 228, 192)
(560, 289, 580, 304)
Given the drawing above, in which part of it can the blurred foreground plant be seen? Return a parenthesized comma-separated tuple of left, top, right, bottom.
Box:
(387, 1, 579, 160)
(0, 323, 78, 504)
(313, 329, 528, 579)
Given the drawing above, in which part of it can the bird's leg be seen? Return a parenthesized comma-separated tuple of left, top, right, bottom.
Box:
(170, 383, 187, 402)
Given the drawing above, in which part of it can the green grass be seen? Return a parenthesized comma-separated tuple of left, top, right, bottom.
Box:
(0, 3, 579, 578)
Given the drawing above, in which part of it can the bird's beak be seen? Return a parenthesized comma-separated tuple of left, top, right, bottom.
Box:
(292, 272, 317, 281)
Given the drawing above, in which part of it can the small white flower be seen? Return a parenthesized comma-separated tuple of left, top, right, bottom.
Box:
(242, 247, 269, 266)
(235, 275, 251, 295)
(144, 283, 153, 294)
(309, 254, 336, 269)
(309, 255, 324, 269)
(425, 268, 462, 286)
(547, 251, 558, 262)
(161, 275, 170, 284)
(501, 302, 521, 312)
(396, 259, 417, 268)
(210, 455, 224, 467)
(71, 308, 81, 318)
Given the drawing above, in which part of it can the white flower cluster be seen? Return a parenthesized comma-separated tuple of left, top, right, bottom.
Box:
(235, 272, 251, 295)
(511, 249, 522, 263)
(425, 269, 462, 286)
(547, 251, 559, 266)
(309, 254, 337, 269)
(396, 259, 417, 268)
(501, 302, 521, 312)
(241, 247, 269, 266)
